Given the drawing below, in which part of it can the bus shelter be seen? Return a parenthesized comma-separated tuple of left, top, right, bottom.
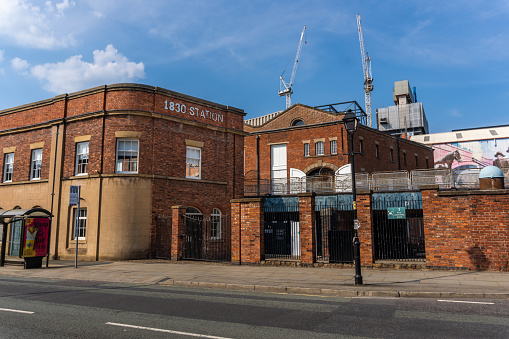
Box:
(0, 208, 53, 268)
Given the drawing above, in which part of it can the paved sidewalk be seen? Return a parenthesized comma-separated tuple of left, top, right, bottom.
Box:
(1, 259, 508, 299)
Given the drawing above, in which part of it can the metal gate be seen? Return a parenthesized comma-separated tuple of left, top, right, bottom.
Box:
(372, 192, 425, 261)
(315, 195, 354, 263)
(264, 198, 300, 260)
(180, 215, 231, 262)
(154, 215, 172, 259)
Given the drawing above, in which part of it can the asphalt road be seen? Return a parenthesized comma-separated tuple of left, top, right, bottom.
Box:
(0, 276, 508, 338)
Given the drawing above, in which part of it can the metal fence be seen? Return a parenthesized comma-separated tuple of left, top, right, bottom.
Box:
(180, 215, 231, 262)
(245, 168, 508, 196)
(264, 198, 300, 260)
(372, 193, 425, 262)
(315, 196, 354, 263)
(410, 168, 452, 189)
(371, 171, 410, 191)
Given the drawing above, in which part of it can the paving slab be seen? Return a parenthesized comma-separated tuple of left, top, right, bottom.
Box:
(0, 259, 508, 298)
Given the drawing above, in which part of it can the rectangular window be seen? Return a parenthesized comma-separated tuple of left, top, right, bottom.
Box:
(426, 157, 429, 168)
(359, 139, 363, 153)
(186, 146, 201, 179)
(415, 155, 419, 168)
(116, 139, 138, 173)
(3, 153, 14, 183)
(315, 141, 324, 156)
(330, 140, 337, 154)
(375, 144, 379, 158)
(72, 208, 87, 240)
(304, 143, 310, 157)
(390, 148, 394, 162)
(403, 152, 407, 165)
(30, 149, 42, 180)
(210, 209, 222, 240)
(75, 142, 89, 176)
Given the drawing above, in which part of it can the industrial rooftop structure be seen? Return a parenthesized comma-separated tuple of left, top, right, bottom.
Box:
(376, 80, 429, 137)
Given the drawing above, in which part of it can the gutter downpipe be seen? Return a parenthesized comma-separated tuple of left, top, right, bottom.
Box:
(256, 135, 260, 196)
(95, 85, 107, 261)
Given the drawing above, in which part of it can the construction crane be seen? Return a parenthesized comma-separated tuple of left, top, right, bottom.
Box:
(356, 15, 373, 127)
(279, 25, 306, 109)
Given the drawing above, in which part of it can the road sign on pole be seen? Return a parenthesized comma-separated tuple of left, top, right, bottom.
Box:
(69, 185, 80, 205)
(69, 185, 81, 268)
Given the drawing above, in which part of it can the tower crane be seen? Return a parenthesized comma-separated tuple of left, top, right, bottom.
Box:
(356, 15, 373, 127)
(279, 25, 306, 109)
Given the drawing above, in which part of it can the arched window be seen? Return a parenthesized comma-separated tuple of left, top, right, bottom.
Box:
(185, 207, 203, 220)
(210, 208, 222, 240)
(291, 119, 305, 126)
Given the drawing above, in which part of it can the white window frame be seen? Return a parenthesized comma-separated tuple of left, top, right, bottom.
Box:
(330, 140, 337, 155)
(304, 143, 310, 157)
(315, 141, 324, 156)
(30, 149, 42, 180)
(210, 208, 222, 240)
(116, 139, 139, 174)
(3, 153, 14, 183)
(75, 141, 89, 176)
(72, 208, 87, 240)
(186, 146, 202, 179)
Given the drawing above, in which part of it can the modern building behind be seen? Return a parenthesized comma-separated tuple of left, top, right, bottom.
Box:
(410, 125, 509, 175)
(0, 83, 246, 261)
(376, 80, 429, 137)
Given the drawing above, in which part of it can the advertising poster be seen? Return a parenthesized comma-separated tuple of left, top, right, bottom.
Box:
(22, 218, 50, 258)
(434, 138, 509, 172)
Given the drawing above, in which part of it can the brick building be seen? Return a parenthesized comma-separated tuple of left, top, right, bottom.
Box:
(244, 103, 434, 193)
(0, 83, 245, 261)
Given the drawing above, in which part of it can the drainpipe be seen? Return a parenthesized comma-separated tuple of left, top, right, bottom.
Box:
(49, 93, 67, 264)
(397, 138, 401, 170)
(95, 85, 107, 261)
(256, 135, 260, 195)
(47, 123, 60, 266)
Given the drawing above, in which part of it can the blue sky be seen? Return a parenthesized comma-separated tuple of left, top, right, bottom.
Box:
(0, 0, 508, 133)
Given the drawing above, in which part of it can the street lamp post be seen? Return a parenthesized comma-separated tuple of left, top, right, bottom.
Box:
(342, 110, 363, 285)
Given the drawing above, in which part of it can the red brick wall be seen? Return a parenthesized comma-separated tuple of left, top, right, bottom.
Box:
(422, 187, 509, 271)
(299, 193, 316, 264)
(231, 198, 264, 264)
(0, 128, 53, 182)
(0, 99, 66, 131)
(67, 92, 104, 117)
(63, 118, 104, 177)
(245, 122, 434, 180)
(357, 192, 374, 265)
(244, 104, 342, 133)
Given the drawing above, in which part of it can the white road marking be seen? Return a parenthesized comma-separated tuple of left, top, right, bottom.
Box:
(0, 307, 34, 314)
(352, 297, 399, 299)
(438, 300, 495, 305)
(105, 322, 233, 338)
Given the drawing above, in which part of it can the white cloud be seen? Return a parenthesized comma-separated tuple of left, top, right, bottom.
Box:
(449, 109, 462, 118)
(55, 0, 73, 16)
(11, 57, 30, 71)
(0, 0, 75, 49)
(31, 44, 145, 94)
(0, 50, 4, 63)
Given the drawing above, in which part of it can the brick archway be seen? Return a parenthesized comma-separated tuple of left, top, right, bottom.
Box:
(303, 161, 339, 175)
